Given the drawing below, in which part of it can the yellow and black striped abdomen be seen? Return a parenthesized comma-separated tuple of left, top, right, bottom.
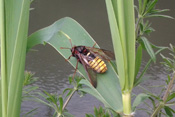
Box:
(88, 56, 107, 73)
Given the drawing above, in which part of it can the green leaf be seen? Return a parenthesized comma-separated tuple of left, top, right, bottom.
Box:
(134, 47, 166, 87)
(164, 106, 173, 116)
(166, 93, 175, 102)
(0, 79, 2, 117)
(59, 96, 63, 113)
(160, 53, 174, 71)
(144, 0, 158, 16)
(138, 0, 143, 14)
(166, 75, 171, 84)
(140, 37, 156, 62)
(150, 9, 170, 14)
(145, 14, 174, 19)
(132, 93, 150, 111)
(105, 0, 126, 90)
(148, 97, 156, 109)
(65, 89, 73, 98)
(135, 45, 142, 78)
(85, 114, 94, 117)
(63, 112, 75, 117)
(22, 108, 38, 117)
(166, 106, 175, 113)
(80, 79, 122, 112)
(27, 17, 122, 112)
(0, 0, 31, 116)
(34, 96, 55, 109)
(106, 0, 136, 92)
(142, 0, 149, 15)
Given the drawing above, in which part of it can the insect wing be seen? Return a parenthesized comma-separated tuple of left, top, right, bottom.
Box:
(78, 53, 97, 88)
(86, 47, 115, 61)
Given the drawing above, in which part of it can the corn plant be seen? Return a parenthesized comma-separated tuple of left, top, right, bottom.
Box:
(0, 0, 30, 116)
(105, 0, 135, 115)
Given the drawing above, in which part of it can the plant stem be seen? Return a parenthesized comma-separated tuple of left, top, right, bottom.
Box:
(122, 92, 132, 116)
(0, 0, 8, 116)
(135, 16, 142, 40)
(151, 102, 164, 117)
(151, 72, 175, 117)
(62, 88, 77, 112)
(162, 72, 175, 102)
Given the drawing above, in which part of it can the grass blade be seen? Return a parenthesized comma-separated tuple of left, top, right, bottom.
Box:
(5, 0, 30, 116)
(135, 45, 143, 78)
(105, 0, 125, 90)
(123, 0, 136, 90)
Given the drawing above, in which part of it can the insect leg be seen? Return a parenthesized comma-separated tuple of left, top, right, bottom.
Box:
(65, 55, 73, 62)
(72, 59, 79, 80)
(92, 43, 97, 48)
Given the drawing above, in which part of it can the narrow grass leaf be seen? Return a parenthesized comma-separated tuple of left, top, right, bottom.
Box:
(105, 0, 126, 90)
(22, 108, 38, 117)
(142, 0, 149, 14)
(166, 93, 175, 102)
(0, 0, 8, 116)
(123, 0, 135, 89)
(34, 97, 55, 109)
(59, 96, 63, 113)
(5, 0, 30, 116)
(138, 0, 143, 14)
(145, 14, 174, 19)
(164, 106, 173, 116)
(134, 47, 166, 87)
(0, 80, 2, 117)
(144, 0, 158, 16)
(135, 45, 142, 78)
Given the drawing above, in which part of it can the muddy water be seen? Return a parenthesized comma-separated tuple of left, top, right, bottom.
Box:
(22, 0, 175, 117)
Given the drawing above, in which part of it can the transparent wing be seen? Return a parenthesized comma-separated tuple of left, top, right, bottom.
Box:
(86, 47, 115, 61)
(77, 53, 97, 88)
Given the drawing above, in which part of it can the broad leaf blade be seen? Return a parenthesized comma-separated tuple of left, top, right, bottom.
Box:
(132, 93, 150, 111)
(27, 17, 122, 112)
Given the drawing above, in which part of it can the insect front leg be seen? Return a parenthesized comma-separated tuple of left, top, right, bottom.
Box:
(92, 43, 97, 48)
(65, 55, 73, 62)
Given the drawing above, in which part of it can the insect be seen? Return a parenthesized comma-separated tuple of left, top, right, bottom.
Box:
(61, 39, 115, 88)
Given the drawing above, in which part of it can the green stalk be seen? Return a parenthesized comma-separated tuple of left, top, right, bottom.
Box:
(122, 92, 132, 115)
(0, 0, 30, 116)
(0, 0, 8, 116)
(105, 0, 135, 115)
(62, 89, 77, 112)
